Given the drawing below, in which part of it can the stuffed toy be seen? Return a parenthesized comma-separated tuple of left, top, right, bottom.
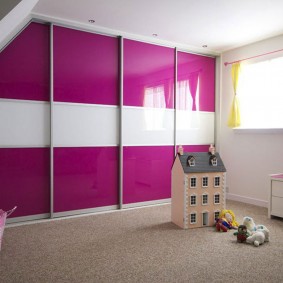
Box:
(242, 217, 269, 237)
(233, 224, 250, 242)
(218, 209, 239, 230)
(246, 231, 266, 247)
(242, 216, 270, 246)
(215, 218, 228, 232)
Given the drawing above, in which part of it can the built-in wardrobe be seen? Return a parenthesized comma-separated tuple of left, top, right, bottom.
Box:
(0, 22, 216, 222)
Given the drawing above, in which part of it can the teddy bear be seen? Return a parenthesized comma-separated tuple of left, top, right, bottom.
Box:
(233, 224, 250, 242)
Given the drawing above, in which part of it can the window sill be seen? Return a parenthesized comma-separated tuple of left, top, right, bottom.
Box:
(233, 128, 283, 134)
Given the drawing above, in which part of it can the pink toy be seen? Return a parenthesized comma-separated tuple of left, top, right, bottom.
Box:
(0, 207, 17, 251)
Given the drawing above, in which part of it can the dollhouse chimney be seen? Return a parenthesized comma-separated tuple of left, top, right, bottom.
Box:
(209, 144, 215, 155)
(178, 145, 184, 155)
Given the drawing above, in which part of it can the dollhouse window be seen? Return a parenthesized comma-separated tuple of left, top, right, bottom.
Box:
(214, 194, 220, 204)
(187, 156, 195, 167)
(190, 213, 197, 224)
(190, 195, 197, 206)
(202, 177, 208, 187)
(202, 194, 208, 205)
(214, 176, 220, 187)
(190, 177, 197, 188)
(214, 211, 220, 220)
(209, 155, 217, 166)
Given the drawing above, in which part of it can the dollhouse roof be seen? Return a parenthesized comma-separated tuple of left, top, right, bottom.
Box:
(178, 152, 226, 173)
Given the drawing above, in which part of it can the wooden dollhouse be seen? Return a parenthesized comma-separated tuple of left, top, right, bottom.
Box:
(171, 145, 226, 229)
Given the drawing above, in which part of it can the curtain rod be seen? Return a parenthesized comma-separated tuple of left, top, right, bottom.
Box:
(224, 48, 283, 66)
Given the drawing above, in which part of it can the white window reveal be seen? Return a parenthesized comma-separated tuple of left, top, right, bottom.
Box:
(190, 212, 197, 224)
(202, 194, 208, 205)
(190, 177, 197, 188)
(214, 193, 220, 204)
(187, 156, 196, 167)
(214, 210, 220, 220)
(190, 194, 197, 206)
(214, 176, 220, 187)
(202, 177, 208, 187)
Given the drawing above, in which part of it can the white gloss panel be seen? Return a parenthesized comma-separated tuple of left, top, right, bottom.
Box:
(123, 107, 174, 146)
(53, 103, 119, 146)
(176, 111, 215, 145)
(0, 99, 50, 147)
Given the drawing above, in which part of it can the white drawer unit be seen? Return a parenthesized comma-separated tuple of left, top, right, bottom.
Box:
(269, 173, 283, 218)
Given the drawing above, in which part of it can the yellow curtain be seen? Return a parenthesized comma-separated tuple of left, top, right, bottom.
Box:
(227, 62, 241, 128)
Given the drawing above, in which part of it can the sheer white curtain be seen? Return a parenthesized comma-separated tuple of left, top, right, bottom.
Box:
(143, 85, 166, 130)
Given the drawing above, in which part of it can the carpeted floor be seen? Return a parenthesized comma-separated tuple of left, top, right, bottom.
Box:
(1, 200, 283, 283)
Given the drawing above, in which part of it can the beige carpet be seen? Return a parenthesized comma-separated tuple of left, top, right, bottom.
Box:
(1, 200, 283, 283)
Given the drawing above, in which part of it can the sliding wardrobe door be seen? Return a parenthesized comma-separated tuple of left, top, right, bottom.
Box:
(53, 26, 119, 214)
(0, 22, 50, 219)
(123, 39, 175, 204)
(176, 51, 215, 152)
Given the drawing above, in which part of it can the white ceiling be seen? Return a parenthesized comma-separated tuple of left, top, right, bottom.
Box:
(31, 0, 283, 53)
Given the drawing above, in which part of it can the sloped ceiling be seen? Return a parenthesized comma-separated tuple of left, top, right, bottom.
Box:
(1, 0, 283, 54)
(31, 0, 283, 53)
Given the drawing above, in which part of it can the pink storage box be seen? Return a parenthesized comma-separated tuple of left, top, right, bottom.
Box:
(0, 207, 17, 251)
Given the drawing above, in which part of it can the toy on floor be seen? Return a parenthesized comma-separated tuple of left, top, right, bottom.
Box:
(242, 217, 269, 234)
(233, 224, 250, 242)
(216, 209, 239, 231)
(242, 216, 270, 246)
(215, 218, 229, 232)
(246, 230, 267, 247)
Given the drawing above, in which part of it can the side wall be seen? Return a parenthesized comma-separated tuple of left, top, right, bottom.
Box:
(220, 35, 283, 207)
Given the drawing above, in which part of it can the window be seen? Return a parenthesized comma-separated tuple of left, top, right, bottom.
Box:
(214, 194, 220, 204)
(190, 213, 197, 224)
(209, 155, 217, 166)
(238, 56, 283, 128)
(187, 156, 195, 167)
(202, 194, 208, 205)
(190, 195, 197, 206)
(214, 176, 220, 187)
(202, 177, 208, 187)
(214, 211, 220, 220)
(190, 177, 197, 188)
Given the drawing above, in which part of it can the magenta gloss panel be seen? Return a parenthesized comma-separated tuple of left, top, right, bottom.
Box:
(123, 146, 174, 204)
(0, 148, 50, 217)
(123, 39, 174, 108)
(0, 22, 50, 101)
(177, 52, 215, 112)
(53, 26, 119, 105)
(54, 147, 119, 212)
(176, 145, 210, 153)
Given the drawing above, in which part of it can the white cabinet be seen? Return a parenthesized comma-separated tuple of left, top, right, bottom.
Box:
(269, 174, 283, 218)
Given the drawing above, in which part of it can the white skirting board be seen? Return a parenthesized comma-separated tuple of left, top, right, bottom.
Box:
(226, 193, 268, 208)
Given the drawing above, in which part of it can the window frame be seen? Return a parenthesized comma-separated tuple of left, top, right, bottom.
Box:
(214, 176, 220, 187)
(190, 177, 197, 188)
